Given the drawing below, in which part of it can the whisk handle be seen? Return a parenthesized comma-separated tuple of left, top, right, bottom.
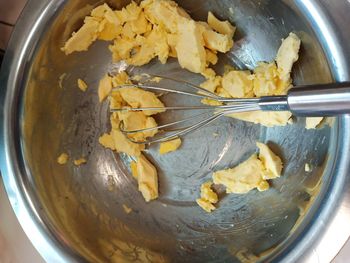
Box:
(287, 82, 350, 117)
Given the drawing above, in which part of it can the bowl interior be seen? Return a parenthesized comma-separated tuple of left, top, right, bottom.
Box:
(21, 0, 335, 261)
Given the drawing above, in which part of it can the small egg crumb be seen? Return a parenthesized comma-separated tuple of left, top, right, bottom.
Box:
(200, 98, 223, 106)
(74, 158, 87, 166)
(305, 163, 311, 172)
(57, 153, 69, 165)
(150, 76, 162, 83)
(122, 204, 133, 214)
(196, 181, 218, 213)
(159, 138, 182, 154)
(77, 78, 88, 92)
(131, 75, 143, 81)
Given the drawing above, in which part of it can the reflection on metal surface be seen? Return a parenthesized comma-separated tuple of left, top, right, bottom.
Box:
(0, 0, 350, 262)
(296, 0, 349, 81)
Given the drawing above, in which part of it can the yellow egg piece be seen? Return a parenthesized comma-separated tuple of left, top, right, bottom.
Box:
(305, 117, 324, 129)
(74, 158, 87, 166)
(118, 87, 165, 116)
(213, 154, 269, 194)
(57, 153, 69, 165)
(175, 19, 207, 74)
(159, 138, 182, 155)
(99, 133, 116, 150)
(256, 142, 283, 180)
(77, 78, 88, 92)
(136, 154, 158, 202)
(207, 12, 236, 38)
(130, 161, 138, 179)
(98, 74, 113, 102)
(196, 198, 216, 213)
(222, 70, 254, 98)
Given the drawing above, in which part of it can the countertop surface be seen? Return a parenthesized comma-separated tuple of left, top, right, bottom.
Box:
(0, 0, 349, 262)
(0, 179, 44, 262)
(0, 1, 44, 262)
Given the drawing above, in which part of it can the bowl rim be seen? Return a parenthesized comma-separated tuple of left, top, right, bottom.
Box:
(1, 0, 350, 262)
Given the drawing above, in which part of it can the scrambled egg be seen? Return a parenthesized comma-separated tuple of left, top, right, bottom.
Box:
(198, 32, 300, 127)
(176, 19, 207, 74)
(111, 128, 145, 157)
(305, 117, 324, 129)
(228, 33, 300, 126)
(99, 114, 145, 157)
(159, 138, 182, 154)
(99, 79, 161, 202)
(98, 133, 116, 150)
(151, 76, 162, 83)
(196, 181, 218, 213)
(201, 98, 223, 106)
(207, 12, 235, 38)
(74, 158, 87, 166)
(62, 17, 100, 54)
(62, 0, 235, 77)
(212, 142, 282, 194)
(63, 1, 301, 205)
(118, 87, 165, 116)
(222, 71, 254, 98)
(229, 111, 293, 127)
(200, 76, 222, 93)
(130, 74, 162, 83)
(98, 74, 113, 102)
(136, 154, 159, 202)
(96, 71, 162, 201)
(118, 111, 158, 141)
(62, 1, 234, 202)
(253, 62, 289, 97)
(57, 153, 69, 165)
(276, 32, 302, 81)
(213, 155, 269, 194)
(77, 78, 88, 92)
(256, 142, 283, 180)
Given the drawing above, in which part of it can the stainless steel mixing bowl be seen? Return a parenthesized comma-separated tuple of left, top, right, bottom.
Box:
(1, 0, 350, 262)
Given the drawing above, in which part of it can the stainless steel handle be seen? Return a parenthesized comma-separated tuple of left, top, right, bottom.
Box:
(287, 82, 350, 116)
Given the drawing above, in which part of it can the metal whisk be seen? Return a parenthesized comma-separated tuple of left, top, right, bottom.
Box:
(110, 75, 350, 144)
